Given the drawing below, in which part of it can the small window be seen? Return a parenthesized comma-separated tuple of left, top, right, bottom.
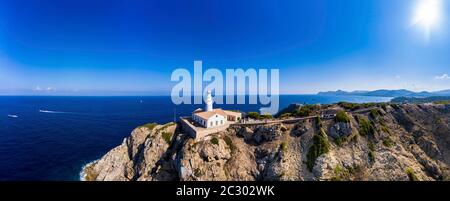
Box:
(210, 122, 213, 127)
(216, 121, 218, 126)
(221, 120, 223, 124)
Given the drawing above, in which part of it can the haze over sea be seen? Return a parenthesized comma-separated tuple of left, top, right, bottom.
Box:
(0, 95, 390, 180)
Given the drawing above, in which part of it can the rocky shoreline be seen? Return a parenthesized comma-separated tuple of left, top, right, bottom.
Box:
(82, 103, 450, 181)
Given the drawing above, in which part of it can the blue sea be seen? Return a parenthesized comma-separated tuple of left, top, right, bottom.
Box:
(0, 95, 391, 181)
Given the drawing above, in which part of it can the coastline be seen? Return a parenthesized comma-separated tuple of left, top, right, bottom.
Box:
(79, 160, 98, 181)
(81, 102, 450, 181)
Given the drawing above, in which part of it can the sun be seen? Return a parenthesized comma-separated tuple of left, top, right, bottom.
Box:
(411, 0, 443, 40)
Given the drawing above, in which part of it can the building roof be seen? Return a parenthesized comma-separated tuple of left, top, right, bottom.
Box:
(223, 110, 241, 117)
(193, 109, 228, 120)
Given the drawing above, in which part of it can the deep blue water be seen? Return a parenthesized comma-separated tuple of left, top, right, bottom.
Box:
(0, 95, 390, 181)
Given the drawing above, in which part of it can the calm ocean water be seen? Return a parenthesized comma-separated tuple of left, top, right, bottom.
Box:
(0, 95, 390, 180)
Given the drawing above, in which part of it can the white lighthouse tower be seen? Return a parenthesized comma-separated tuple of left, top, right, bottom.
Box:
(205, 90, 213, 112)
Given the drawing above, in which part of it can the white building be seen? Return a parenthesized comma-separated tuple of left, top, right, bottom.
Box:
(191, 91, 242, 128)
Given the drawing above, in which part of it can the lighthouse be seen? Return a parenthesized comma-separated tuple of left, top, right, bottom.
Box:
(188, 89, 242, 132)
(205, 90, 213, 112)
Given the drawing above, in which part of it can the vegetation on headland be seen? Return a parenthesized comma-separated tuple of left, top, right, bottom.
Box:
(210, 137, 219, 145)
(315, 116, 322, 129)
(279, 113, 292, 119)
(357, 116, 375, 137)
(369, 108, 381, 119)
(140, 123, 158, 130)
(194, 168, 203, 177)
(338, 102, 377, 111)
(223, 136, 235, 152)
(330, 165, 350, 181)
(280, 142, 288, 152)
(334, 137, 345, 147)
(246, 112, 273, 120)
(335, 111, 350, 123)
(390, 96, 450, 104)
(260, 114, 273, 119)
(162, 132, 172, 144)
(294, 105, 321, 117)
(276, 102, 390, 119)
(246, 112, 260, 120)
(276, 104, 320, 118)
(306, 129, 330, 171)
(158, 122, 176, 130)
(405, 167, 418, 181)
(382, 137, 395, 147)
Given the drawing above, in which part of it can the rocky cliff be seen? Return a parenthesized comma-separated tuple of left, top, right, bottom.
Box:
(82, 103, 450, 181)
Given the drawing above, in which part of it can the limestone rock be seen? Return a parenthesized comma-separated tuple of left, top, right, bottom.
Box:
(82, 103, 450, 181)
(328, 122, 352, 139)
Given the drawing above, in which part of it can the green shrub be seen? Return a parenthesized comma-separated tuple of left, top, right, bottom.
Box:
(368, 151, 375, 163)
(358, 117, 375, 136)
(224, 136, 232, 147)
(331, 165, 350, 181)
(405, 167, 418, 181)
(335, 137, 344, 147)
(140, 123, 157, 130)
(162, 132, 172, 144)
(296, 106, 310, 117)
(306, 129, 330, 171)
(247, 112, 260, 120)
(194, 168, 203, 177)
(336, 111, 350, 123)
(294, 105, 320, 117)
(338, 102, 361, 111)
(381, 125, 392, 135)
(315, 116, 322, 129)
(369, 109, 381, 119)
(362, 103, 376, 108)
(390, 104, 400, 110)
(382, 137, 395, 147)
(280, 113, 292, 119)
(368, 142, 375, 151)
(223, 136, 235, 152)
(158, 122, 175, 131)
(280, 142, 288, 152)
(210, 137, 219, 145)
(260, 114, 273, 119)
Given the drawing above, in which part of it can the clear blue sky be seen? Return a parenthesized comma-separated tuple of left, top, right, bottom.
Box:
(0, 0, 449, 95)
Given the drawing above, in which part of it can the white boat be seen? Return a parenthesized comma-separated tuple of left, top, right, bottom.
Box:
(7, 114, 18, 118)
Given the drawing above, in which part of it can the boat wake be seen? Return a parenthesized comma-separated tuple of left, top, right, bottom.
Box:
(39, 110, 67, 114)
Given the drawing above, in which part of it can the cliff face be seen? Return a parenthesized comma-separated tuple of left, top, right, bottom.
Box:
(82, 103, 450, 181)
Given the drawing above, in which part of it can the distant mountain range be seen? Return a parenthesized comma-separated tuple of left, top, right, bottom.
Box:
(317, 89, 450, 97)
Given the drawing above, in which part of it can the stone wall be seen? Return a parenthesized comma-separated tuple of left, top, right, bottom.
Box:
(180, 117, 229, 141)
